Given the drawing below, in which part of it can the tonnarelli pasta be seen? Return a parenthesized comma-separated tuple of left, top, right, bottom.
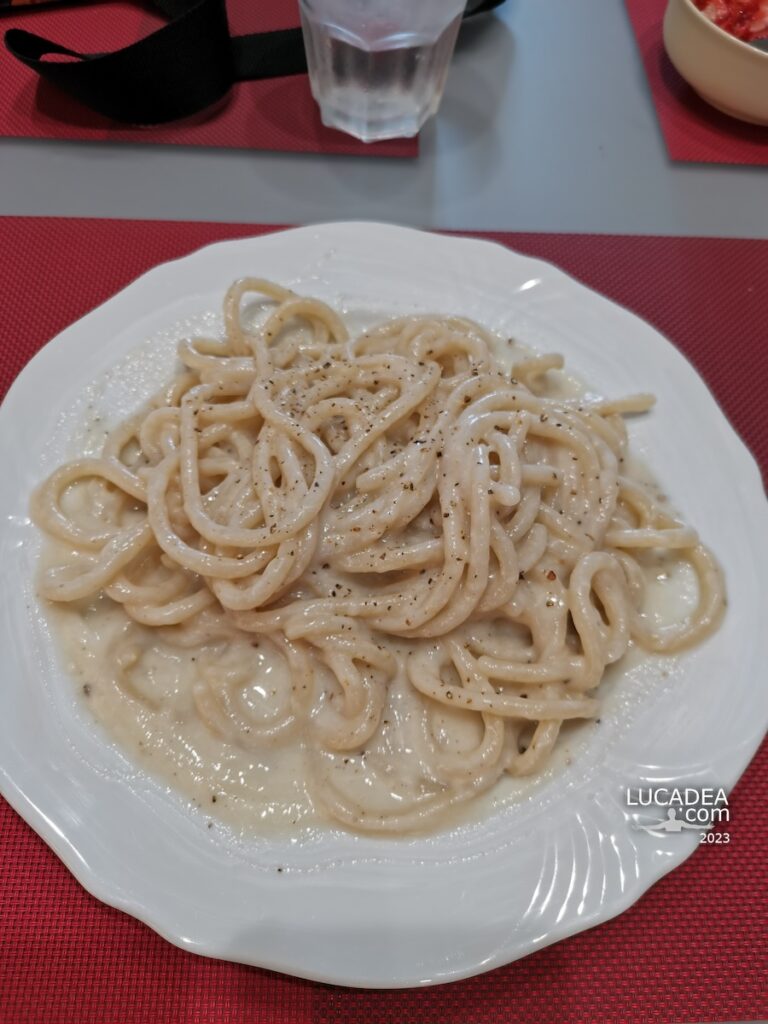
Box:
(31, 280, 725, 832)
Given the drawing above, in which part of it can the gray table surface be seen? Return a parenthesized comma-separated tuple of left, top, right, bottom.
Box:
(0, 0, 765, 236)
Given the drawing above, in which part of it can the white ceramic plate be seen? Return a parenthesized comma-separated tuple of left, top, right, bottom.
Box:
(1, 223, 766, 989)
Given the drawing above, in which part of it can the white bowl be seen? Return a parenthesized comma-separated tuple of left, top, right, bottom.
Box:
(1, 224, 767, 987)
(663, 0, 768, 125)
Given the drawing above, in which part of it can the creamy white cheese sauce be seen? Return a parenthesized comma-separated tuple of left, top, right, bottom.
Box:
(39, 328, 698, 837)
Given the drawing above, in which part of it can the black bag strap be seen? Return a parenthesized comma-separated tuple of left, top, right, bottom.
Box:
(4, 0, 506, 126)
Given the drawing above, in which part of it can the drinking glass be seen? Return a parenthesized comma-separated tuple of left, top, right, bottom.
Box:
(299, 0, 466, 142)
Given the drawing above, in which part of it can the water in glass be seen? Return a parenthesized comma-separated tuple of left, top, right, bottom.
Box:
(299, 0, 465, 142)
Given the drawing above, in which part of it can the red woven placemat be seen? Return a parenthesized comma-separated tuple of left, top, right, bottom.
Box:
(0, 0, 417, 157)
(0, 218, 765, 1024)
(625, 0, 768, 165)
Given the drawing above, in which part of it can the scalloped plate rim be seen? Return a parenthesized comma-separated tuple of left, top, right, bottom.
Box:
(0, 223, 766, 988)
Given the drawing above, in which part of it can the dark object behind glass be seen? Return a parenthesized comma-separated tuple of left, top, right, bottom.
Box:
(2, 0, 507, 124)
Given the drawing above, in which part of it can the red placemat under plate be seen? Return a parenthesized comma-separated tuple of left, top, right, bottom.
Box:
(625, 0, 768, 165)
(0, 0, 417, 156)
(0, 218, 766, 1024)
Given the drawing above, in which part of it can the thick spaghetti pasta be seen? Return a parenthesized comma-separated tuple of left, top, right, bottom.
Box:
(31, 280, 725, 831)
